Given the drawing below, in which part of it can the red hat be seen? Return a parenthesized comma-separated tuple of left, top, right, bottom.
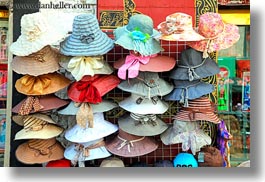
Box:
(46, 158, 71, 167)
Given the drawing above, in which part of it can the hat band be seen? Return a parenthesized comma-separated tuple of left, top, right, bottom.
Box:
(117, 135, 145, 153)
(181, 107, 215, 121)
(75, 102, 94, 128)
(136, 96, 159, 105)
(23, 116, 48, 132)
(28, 139, 57, 157)
(136, 76, 163, 99)
(125, 26, 157, 42)
(18, 96, 44, 115)
(130, 113, 157, 126)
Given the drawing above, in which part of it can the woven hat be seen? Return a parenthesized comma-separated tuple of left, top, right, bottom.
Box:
(173, 97, 221, 124)
(169, 48, 220, 81)
(157, 12, 205, 41)
(15, 138, 64, 164)
(12, 46, 61, 76)
(60, 13, 114, 56)
(114, 52, 176, 80)
(68, 74, 120, 104)
(10, 12, 65, 56)
(119, 93, 169, 114)
(100, 157, 125, 167)
(118, 72, 173, 97)
(59, 55, 113, 81)
(164, 80, 215, 107)
(15, 72, 71, 96)
(46, 158, 71, 167)
(12, 94, 69, 115)
(105, 128, 158, 157)
(160, 120, 211, 155)
(173, 153, 198, 167)
(118, 113, 168, 136)
(114, 14, 164, 56)
(187, 12, 240, 58)
(195, 146, 223, 167)
(65, 112, 118, 143)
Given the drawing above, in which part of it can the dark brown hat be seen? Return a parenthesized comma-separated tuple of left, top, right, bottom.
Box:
(195, 146, 223, 167)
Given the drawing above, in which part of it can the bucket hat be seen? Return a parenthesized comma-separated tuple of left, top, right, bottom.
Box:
(173, 97, 221, 124)
(15, 72, 71, 96)
(169, 48, 220, 81)
(164, 80, 215, 107)
(118, 72, 173, 97)
(173, 153, 198, 167)
(46, 158, 71, 167)
(157, 12, 205, 41)
(114, 14, 164, 56)
(118, 113, 168, 136)
(100, 157, 125, 167)
(15, 138, 65, 164)
(60, 13, 114, 56)
(10, 12, 65, 56)
(119, 93, 169, 114)
(187, 12, 240, 58)
(105, 128, 158, 157)
(160, 120, 211, 155)
(114, 52, 176, 80)
(194, 146, 223, 167)
(12, 46, 61, 76)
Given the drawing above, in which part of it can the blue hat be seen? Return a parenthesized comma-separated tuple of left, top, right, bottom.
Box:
(173, 153, 198, 167)
(60, 14, 114, 56)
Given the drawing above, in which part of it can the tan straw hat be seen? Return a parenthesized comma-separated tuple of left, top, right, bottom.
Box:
(100, 157, 125, 167)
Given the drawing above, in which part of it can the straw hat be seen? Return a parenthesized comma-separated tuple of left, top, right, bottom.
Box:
(12, 46, 61, 76)
(114, 14, 164, 56)
(173, 153, 198, 167)
(118, 72, 173, 97)
(46, 158, 71, 167)
(105, 129, 158, 157)
(118, 113, 168, 136)
(10, 12, 65, 56)
(194, 146, 223, 167)
(173, 97, 221, 124)
(160, 120, 211, 155)
(15, 72, 71, 96)
(15, 138, 65, 164)
(157, 12, 205, 41)
(60, 14, 114, 56)
(100, 157, 125, 167)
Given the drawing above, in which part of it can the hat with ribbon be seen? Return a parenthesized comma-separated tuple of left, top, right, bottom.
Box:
(12, 45, 61, 76)
(173, 97, 221, 124)
(60, 13, 114, 56)
(160, 120, 211, 155)
(59, 55, 113, 81)
(119, 93, 169, 115)
(105, 128, 158, 157)
(118, 113, 168, 136)
(65, 112, 118, 143)
(12, 113, 63, 140)
(173, 153, 198, 167)
(114, 14, 164, 56)
(15, 72, 71, 96)
(10, 12, 65, 56)
(67, 74, 120, 104)
(100, 157, 125, 167)
(157, 12, 205, 41)
(187, 12, 240, 58)
(164, 80, 215, 107)
(114, 51, 176, 80)
(118, 72, 174, 98)
(12, 94, 69, 115)
(169, 48, 220, 81)
(46, 158, 72, 167)
(15, 138, 65, 164)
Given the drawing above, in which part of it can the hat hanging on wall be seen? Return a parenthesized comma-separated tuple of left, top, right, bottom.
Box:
(100, 157, 125, 167)
(173, 153, 198, 167)
(194, 146, 223, 167)
(154, 160, 174, 167)
(46, 158, 72, 167)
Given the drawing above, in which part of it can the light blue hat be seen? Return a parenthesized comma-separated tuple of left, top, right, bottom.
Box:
(60, 14, 114, 56)
(114, 14, 164, 56)
(173, 153, 198, 167)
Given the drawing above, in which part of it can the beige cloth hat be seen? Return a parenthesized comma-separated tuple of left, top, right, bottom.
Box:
(100, 157, 125, 167)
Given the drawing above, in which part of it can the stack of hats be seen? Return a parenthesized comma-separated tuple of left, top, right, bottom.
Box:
(57, 13, 120, 167)
(10, 12, 71, 165)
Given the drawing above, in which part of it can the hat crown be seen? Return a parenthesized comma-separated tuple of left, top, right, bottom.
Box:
(127, 14, 154, 35)
(185, 97, 214, 110)
(179, 48, 204, 67)
(173, 120, 196, 132)
(28, 138, 57, 154)
(165, 12, 193, 30)
(72, 14, 100, 36)
(79, 138, 103, 147)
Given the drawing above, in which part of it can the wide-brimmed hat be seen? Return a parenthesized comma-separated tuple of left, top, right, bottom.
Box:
(119, 93, 169, 114)
(194, 146, 223, 167)
(118, 72, 173, 97)
(15, 138, 65, 164)
(60, 14, 114, 56)
(173, 97, 221, 124)
(114, 52, 176, 80)
(173, 153, 198, 167)
(46, 158, 71, 167)
(114, 14, 164, 56)
(105, 129, 158, 157)
(12, 95, 69, 115)
(59, 55, 113, 81)
(164, 80, 215, 107)
(12, 46, 61, 76)
(15, 72, 71, 96)
(118, 113, 168, 136)
(169, 48, 220, 81)
(160, 120, 211, 155)
(65, 112, 118, 143)
(10, 12, 65, 56)
(68, 75, 120, 104)
(100, 157, 125, 167)
(187, 12, 240, 57)
(157, 12, 205, 41)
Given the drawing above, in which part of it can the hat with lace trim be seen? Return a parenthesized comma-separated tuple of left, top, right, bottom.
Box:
(10, 12, 65, 56)
(60, 13, 114, 56)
